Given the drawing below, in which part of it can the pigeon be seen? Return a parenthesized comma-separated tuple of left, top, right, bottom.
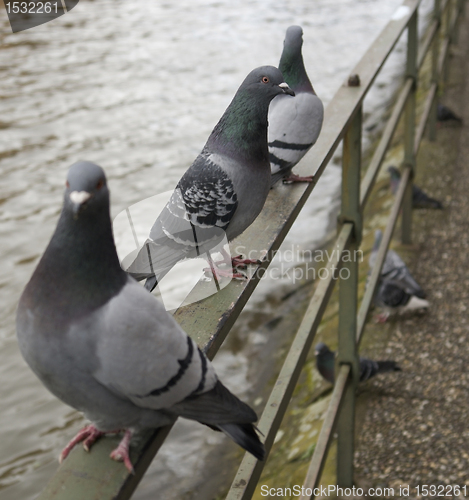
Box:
(369, 230, 429, 321)
(268, 25, 324, 186)
(437, 103, 463, 124)
(125, 66, 294, 292)
(388, 166, 443, 209)
(16, 161, 265, 473)
(369, 230, 426, 299)
(314, 342, 401, 384)
(373, 279, 430, 322)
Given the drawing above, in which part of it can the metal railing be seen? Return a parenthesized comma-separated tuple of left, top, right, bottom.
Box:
(36, 0, 465, 498)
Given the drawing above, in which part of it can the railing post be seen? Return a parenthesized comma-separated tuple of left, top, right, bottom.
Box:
(402, 11, 418, 245)
(443, 0, 453, 82)
(428, 0, 441, 142)
(337, 105, 362, 488)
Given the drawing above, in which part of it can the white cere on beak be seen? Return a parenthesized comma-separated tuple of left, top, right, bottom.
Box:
(70, 191, 91, 205)
(279, 83, 289, 89)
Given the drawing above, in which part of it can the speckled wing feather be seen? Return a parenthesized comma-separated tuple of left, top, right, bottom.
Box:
(126, 155, 238, 283)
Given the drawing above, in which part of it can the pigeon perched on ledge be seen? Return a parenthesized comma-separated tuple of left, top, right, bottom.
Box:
(388, 166, 443, 209)
(369, 230, 429, 321)
(16, 162, 265, 472)
(268, 26, 324, 186)
(374, 279, 430, 322)
(125, 66, 294, 291)
(314, 342, 401, 384)
(437, 103, 463, 124)
(369, 230, 426, 299)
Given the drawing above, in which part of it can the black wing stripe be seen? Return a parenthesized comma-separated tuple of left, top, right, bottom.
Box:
(269, 139, 314, 151)
(138, 336, 194, 398)
(190, 347, 208, 396)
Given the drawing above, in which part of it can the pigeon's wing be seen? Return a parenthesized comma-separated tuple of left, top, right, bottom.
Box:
(268, 92, 323, 184)
(91, 279, 261, 442)
(91, 279, 218, 411)
(359, 357, 380, 381)
(126, 155, 238, 281)
(381, 249, 406, 276)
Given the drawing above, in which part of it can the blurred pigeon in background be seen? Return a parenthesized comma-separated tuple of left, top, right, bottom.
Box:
(314, 342, 401, 384)
(369, 230, 426, 299)
(16, 162, 265, 473)
(374, 279, 430, 322)
(388, 166, 443, 209)
(125, 66, 294, 291)
(268, 26, 324, 185)
(369, 230, 429, 321)
(437, 103, 463, 124)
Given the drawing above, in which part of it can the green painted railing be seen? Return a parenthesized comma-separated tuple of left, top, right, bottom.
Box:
(36, 0, 465, 498)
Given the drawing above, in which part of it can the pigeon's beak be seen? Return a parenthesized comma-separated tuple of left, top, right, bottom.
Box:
(70, 190, 91, 214)
(279, 82, 295, 96)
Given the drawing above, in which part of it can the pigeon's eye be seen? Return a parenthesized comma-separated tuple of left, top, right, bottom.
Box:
(262, 76, 270, 84)
(96, 179, 104, 190)
(66, 181, 70, 188)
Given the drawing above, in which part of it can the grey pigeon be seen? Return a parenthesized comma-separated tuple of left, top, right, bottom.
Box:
(268, 26, 324, 186)
(314, 342, 401, 385)
(125, 66, 294, 291)
(369, 230, 426, 299)
(388, 166, 443, 209)
(369, 230, 429, 321)
(16, 161, 265, 472)
(373, 279, 429, 322)
(437, 103, 463, 124)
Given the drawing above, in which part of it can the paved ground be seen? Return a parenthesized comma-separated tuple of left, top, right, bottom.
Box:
(352, 11, 469, 500)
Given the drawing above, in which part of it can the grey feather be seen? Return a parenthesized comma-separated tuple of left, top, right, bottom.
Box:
(369, 230, 426, 298)
(315, 342, 401, 384)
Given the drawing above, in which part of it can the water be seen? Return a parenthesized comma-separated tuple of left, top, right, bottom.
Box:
(0, 0, 431, 498)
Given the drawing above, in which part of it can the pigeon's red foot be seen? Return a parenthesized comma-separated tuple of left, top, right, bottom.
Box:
(283, 173, 314, 184)
(231, 254, 262, 268)
(204, 264, 247, 280)
(59, 425, 133, 472)
(374, 312, 390, 323)
(59, 424, 105, 463)
(110, 429, 134, 474)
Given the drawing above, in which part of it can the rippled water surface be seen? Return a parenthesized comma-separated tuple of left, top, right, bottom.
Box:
(0, 1, 431, 498)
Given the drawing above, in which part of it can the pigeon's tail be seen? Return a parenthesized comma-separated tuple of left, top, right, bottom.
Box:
(413, 185, 443, 210)
(144, 275, 158, 292)
(124, 239, 187, 289)
(376, 360, 402, 374)
(270, 161, 293, 187)
(403, 295, 430, 312)
(360, 358, 401, 381)
(424, 198, 443, 210)
(217, 422, 265, 461)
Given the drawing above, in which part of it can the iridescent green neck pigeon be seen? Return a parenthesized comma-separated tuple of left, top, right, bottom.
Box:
(125, 66, 294, 291)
